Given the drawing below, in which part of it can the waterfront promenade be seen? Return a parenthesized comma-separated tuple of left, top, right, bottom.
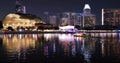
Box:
(0, 30, 118, 34)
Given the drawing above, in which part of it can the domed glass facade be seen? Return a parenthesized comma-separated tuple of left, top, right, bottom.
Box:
(2, 13, 43, 30)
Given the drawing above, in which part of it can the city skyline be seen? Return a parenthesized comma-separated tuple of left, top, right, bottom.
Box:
(0, 0, 120, 24)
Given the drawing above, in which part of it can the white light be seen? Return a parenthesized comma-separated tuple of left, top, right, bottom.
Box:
(59, 25, 74, 30)
(59, 34, 74, 42)
(102, 9, 104, 25)
(84, 4, 91, 9)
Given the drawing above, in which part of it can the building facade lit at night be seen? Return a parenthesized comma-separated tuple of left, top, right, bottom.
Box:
(102, 9, 120, 26)
(80, 4, 96, 27)
(49, 15, 57, 26)
(60, 12, 79, 26)
(2, 13, 43, 30)
(2, 0, 44, 30)
(42, 4, 96, 28)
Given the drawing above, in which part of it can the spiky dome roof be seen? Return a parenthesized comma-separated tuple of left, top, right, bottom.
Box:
(2, 13, 44, 24)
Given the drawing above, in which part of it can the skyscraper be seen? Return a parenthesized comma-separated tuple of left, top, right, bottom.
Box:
(49, 15, 57, 26)
(15, 0, 26, 14)
(80, 4, 96, 27)
(60, 18, 69, 26)
(102, 9, 120, 26)
(60, 12, 79, 26)
(43, 4, 96, 28)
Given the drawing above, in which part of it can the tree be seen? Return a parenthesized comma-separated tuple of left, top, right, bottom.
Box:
(75, 25, 81, 30)
(0, 21, 3, 29)
(7, 26, 14, 31)
(37, 26, 44, 30)
(54, 26, 59, 30)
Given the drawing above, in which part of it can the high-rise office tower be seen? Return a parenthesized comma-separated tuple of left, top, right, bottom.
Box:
(102, 9, 120, 26)
(49, 15, 57, 26)
(71, 13, 79, 26)
(43, 12, 49, 23)
(15, 0, 26, 14)
(60, 18, 69, 26)
(60, 12, 79, 26)
(81, 4, 96, 27)
(61, 12, 70, 26)
(83, 4, 91, 14)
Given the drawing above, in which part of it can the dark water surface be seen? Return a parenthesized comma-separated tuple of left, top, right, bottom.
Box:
(0, 33, 120, 63)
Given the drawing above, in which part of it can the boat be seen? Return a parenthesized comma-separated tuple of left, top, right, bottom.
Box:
(74, 33, 86, 37)
(59, 25, 78, 33)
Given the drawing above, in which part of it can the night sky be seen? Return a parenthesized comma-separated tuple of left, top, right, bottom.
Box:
(0, 0, 120, 24)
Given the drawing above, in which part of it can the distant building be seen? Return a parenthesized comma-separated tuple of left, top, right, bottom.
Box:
(60, 18, 69, 26)
(35, 23, 53, 29)
(49, 15, 57, 26)
(80, 4, 96, 27)
(2, 0, 44, 30)
(60, 12, 80, 26)
(15, 0, 26, 14)
(59, 4, 96, 28)
(43, 4, 96, 28)
(43, 12, 61, 26)
(43, 12, 49, 23)
(102, 9, 120, 26)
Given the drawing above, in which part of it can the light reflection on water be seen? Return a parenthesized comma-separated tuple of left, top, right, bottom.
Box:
(0, 33, 120, 63)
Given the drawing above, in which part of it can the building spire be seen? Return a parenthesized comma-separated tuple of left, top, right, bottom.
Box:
(84, 4, 91, 10)
(83, 4, 91, 14)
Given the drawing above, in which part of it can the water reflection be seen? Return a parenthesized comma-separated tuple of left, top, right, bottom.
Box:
(89, 33, 117, 38)
(0, 33, 120, 63)
(58, 34, 76, 56)
(2, 34, 36, 61)
(74, 35, 96, 63)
